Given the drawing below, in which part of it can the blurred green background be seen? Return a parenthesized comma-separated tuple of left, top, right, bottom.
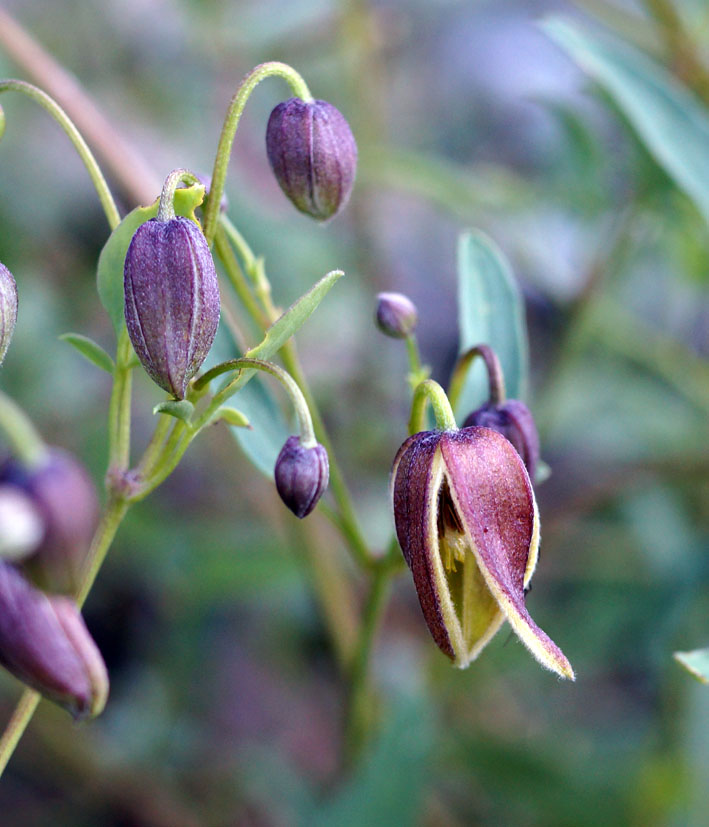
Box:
(0, 0, 708, 824)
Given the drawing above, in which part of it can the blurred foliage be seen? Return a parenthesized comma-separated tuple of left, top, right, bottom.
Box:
(0, 0, 708, 825)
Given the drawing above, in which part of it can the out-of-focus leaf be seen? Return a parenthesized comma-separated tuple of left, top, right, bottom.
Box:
(307, 693, 434, 827)
(153, 399, 194, 423)
(96, 184, 206, 333)
(543, 17, 709, 227)
(674, 649, 709, 684)
(59, 332, 114, 374)
(456, 230, 529, 418)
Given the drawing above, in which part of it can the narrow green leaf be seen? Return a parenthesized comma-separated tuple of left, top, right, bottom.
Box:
(60, 333, 115, 374)
(153, 399, 194, 423)
(214, 407, 251, 428)
(246, 270, 344, 362)
(674, 648, 709, 684)
(96, 183, 206, 333)
(456, 230, 529, 418)
(543, 17, 709, 226)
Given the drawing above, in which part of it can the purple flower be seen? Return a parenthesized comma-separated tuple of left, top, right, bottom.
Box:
(391, 426, 573, 678)
(124, 217, 220, 398)
(274, 436, 329, 518)
(375, 292, 418, 339)
(266, 98, 357, 220)
(463, 399, 539, 481)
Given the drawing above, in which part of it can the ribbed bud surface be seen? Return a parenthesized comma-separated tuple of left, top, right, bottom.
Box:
(274, 436, 329, 518)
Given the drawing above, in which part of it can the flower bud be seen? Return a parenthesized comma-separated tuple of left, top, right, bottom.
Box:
(0, 485, 44, 562)
(124, 217, 220, 398)
(375, 292, 418, 338)
(274, 436, 329, 518)
(0, 562, 108, 718)
(266, 98, 357, 221)
(462, 399, 539, 481)
(0, 448, 99, 594)
(0, 262, 18, 366)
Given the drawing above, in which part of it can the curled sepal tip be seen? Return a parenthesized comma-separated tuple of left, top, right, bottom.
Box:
(274, 436, 329, 518)
(0, 563, 108, 718)
(391, 426, 573, 680)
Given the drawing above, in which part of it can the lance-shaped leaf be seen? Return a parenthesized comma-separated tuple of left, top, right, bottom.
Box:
(392, 426, 573, 679)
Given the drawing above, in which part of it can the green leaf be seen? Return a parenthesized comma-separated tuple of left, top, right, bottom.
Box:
(214, 407, 251, 428)
(96, 183, 206, 333)
(543, 17, 709, 226)
(153, 399, 194, 423)
(60, 332, 115, 374)
(456, 230, 529, 417)
(246, 269, 344, 362)
(674, 648, 709, 684)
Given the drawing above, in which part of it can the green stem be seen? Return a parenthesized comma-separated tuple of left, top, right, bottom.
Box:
(202, 62, 313, 246)
(0, 690, 40, 777)
(0, 390, 47, 467)
(214, 226, 269, 330)
(107, 328, 134, 475)
(157, 168, 200, 222)
(405, 333, 429, 391)
(0, 80, 120, 229)
(409, 379, 457, 434)
(448, 343, 506, 412)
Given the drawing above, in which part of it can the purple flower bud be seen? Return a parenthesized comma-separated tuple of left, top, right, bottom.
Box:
(391, 426, 573, 679)
(375, 292, 418, 338)
(274, 436, 329, 518)
(0, 562, 108, 718)
(266, 98, 357, 221)
(0, 449, 99, 594)
(462, 399, 539, 481)
(124, 217, 220, 398)
(0, 262, 18, 366)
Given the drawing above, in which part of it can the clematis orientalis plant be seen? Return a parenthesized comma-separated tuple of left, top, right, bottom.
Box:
(391, 378, 574, 680)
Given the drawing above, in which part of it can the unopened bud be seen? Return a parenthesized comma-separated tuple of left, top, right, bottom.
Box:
(266, 98, 357, 221)
(0, 448, 99, 594)
(0, 562, 108, 718)
(375, 292, 418, 338)
(274, 436, 329, 518)
(0, 485, 44, 561)
(124, 217, 221, 398)
(0, 262, 18, 365)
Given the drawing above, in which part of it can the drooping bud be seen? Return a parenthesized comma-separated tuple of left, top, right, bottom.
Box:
(124, 217, 220, 398)
(375, 292, 418, 339)
(0, 562, 108, 718)
(391, 426, 573, 679)
(0, 485, 44, 561)
(266, 98, 357, 221)
(0, 262, 18, 366)
(0, 448, 99, 594)
(463, 399, 539, 481)
(274, 435, 329, 518)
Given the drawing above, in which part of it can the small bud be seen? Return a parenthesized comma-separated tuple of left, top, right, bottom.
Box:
(124, 217, 220, 398)
(0, 562, 108, 718)
(274, 436, 329, 518)
(266, 98, 357, 221)
(375, 292, 418, 338)
(462, 399, 539, 481)
(0, 485, 44, 561)
(0, 262, 18, 365)
(0, 448, 99, 594)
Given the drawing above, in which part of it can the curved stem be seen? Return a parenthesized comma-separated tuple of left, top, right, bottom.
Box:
(448, 343, 506, 412)
(195, 357, 317, 447)
(202, 62, 313, 245)
(409, 379, 457, 435)
(0, 80, 120, 229)
(0, 390, 47, 467)
(157, 168, 200, 222)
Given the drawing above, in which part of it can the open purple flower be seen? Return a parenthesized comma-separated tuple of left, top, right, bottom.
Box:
(391, 426, 573, 679)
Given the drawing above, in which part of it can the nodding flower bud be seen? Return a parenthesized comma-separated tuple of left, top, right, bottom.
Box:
(462, 399, 539, 481)
(124, 217, 220, 398)
(0, 448, 99, 594)
(375, 292, 418, 339)
(274, 436, 329, 518)
(0, 262, 18, 366)
(266, 98, 357, 221)
(0, 562, 108, 718)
